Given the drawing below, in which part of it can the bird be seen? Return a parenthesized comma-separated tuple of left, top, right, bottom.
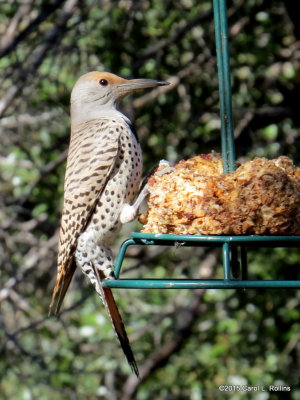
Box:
(48, 71, 169, 376)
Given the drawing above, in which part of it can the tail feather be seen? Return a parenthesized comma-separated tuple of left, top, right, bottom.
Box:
(102, 286, 139, 377)
(49, 260, 77, 316)
(93, 266, 139, 377)
(49, 259, 139, 376)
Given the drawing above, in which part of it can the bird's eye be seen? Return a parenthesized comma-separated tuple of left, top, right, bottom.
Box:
(99, 79, 108, 86)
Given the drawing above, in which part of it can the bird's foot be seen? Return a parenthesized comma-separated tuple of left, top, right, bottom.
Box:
(120, 183, 150, 224)
(120, 203, 138, 224)
(120, 160, 174, 224)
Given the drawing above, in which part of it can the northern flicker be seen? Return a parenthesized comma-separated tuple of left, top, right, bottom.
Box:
(49, 71, 169, 376)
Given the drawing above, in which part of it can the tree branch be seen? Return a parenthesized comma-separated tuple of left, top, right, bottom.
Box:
(0, 0, 65, 57)
(0, 0, 78, 117)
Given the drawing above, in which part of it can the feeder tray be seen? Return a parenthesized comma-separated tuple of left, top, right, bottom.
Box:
(103, 0, 300, 291)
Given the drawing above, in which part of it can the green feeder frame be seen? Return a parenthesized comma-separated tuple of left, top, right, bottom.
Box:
(103, 0, 300, 291)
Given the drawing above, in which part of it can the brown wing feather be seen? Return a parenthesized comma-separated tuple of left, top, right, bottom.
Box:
(49, 119, 120, 315)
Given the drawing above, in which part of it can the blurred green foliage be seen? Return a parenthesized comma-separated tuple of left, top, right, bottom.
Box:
(1, 0, 300, 399)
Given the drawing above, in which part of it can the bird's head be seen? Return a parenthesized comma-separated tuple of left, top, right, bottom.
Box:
(70, 71, 169, 125)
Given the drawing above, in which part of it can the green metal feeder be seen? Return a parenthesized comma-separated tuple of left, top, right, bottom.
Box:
(103, 0, 300, 291)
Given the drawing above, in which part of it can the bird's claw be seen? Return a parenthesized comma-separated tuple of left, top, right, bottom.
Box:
(155, 159, 175, 176)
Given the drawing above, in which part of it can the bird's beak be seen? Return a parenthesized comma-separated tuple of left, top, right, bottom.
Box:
(114, 78, 169, 96)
